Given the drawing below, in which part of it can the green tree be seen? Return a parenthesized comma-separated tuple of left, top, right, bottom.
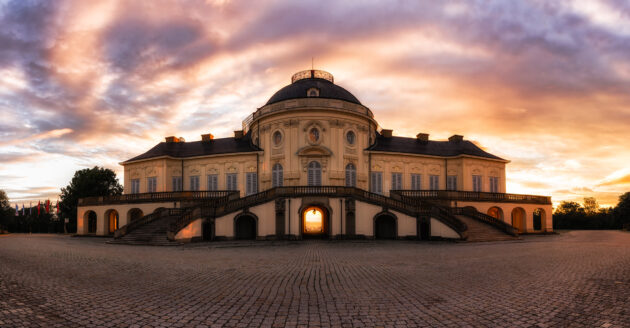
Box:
(0, 190, 15, 232)
(59, 167, 123, 233)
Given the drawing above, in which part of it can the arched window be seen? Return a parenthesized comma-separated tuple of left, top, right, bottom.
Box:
(272, 163, 283, 187)
(307, 161, 322, 186)
(345, 163, 356, 187)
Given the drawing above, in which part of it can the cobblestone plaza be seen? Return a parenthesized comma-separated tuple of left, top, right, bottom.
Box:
(1, 231, 629, 327)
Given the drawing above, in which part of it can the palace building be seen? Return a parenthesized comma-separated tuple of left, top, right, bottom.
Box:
(77, 70, 552, 244)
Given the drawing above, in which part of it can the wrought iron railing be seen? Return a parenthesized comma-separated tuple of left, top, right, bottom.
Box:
(390, 190, 551, 205)
(79, 190, 240, 206)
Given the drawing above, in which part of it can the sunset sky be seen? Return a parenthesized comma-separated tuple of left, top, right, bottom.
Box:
(1, 0, 629, 208)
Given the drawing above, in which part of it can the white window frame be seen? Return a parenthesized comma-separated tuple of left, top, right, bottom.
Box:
(489, 176, 499, 193)
(391, 172, 402, 190)
(473, 175, 482, 192)
(447, 175, 457, 191)
(226, 173, 238, 191)
(189, 175, 200, 191)
(131, 179, 140, 194)
(272, 163, 283, 187)
(429, 175, 439, 190)
(172, 176, 182, 192)
(345, 163, 356, 187)
(411, 174, 422, 190)
(371, 171, 383, 194)
(147, 177, 157, 193)
(207, 174, 218, 191)
(307, 161, 322, 186)
(246, 172, 258, 195)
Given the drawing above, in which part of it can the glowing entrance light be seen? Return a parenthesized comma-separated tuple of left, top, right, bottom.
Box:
(303, 207, 324, 234)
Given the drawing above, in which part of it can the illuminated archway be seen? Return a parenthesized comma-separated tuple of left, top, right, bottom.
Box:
(105, 209, 119, 234)
(301, 206, 328, 238)
(487, 206, 504, 221)
(511, 207, 526, 233)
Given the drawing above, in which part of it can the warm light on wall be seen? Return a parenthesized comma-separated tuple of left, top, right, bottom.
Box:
(303, 207, 323, 233)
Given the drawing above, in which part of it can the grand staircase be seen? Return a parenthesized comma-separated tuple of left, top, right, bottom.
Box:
(455, 215, 519, 242)
(109, 211, 183, 246)
(109, 186, 519, 245)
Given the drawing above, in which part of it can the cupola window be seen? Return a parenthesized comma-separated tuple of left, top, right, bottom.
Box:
(307, 88, 320, 97)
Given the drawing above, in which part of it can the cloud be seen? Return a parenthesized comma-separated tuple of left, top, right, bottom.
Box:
(0, 0, 629, 207)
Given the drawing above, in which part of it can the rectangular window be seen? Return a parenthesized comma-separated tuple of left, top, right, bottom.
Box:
(429, 175, 439, 190)
(370, 171, 383, 194)
(410, 174, 422, 190)
(131, 179, 140, 194)
(147, 177, 157, 193)
(226, 173, 238, 191)
(447, 175, 457, 191)
(189, 175, 200, 191)
(172, 176, 182, 192)
(473, 175, 482, 192)
(489, 176, 499, 193)
(246, 172, 258, 195)
(207, 174, 218, 191)
(391, 173, 402, 190)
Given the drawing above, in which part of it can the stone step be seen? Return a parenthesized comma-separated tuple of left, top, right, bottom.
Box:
(455, 215, 519, 242)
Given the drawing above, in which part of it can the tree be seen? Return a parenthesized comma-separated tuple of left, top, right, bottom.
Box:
(583, 197, 599, 215)
(59, 167, 123, 233)
(615, 192, 630, 228)
(0, 190, 15, 232)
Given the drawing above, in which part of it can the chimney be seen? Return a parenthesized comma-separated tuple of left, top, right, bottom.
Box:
(234, 130, 244, 139)
(416, 133, 429, 142)
(448, 134, 463, 143)
(381, 129, 393, 138)
(165, 136, 180, 143)
(201, 133, 214, 141)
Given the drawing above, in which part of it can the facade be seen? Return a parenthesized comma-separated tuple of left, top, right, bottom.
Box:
(77, 70, 552, 242)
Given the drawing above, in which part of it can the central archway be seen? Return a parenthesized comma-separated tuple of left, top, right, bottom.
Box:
(374, 212, 397, 239)
(301, 205, 329, 238)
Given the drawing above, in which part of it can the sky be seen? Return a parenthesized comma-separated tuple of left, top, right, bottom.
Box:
(1, 0, 629, 208)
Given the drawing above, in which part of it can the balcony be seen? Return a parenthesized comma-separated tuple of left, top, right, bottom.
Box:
(389, 190, 551, 205)
(78, 191, 240, 206)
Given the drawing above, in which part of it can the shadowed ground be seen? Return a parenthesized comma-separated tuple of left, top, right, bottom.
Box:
(0, 231, 629, 327)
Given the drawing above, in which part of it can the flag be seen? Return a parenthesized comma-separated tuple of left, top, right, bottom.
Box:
(37, 201, 41, 216)
(29, 202, 32, 215)
(15, 204, 18, 216)
(21, 204, 25, 216)
(45, 200, 50, 214)
(56, 201, 60, 214)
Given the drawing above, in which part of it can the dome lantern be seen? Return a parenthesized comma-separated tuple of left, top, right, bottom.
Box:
(291, 69, 334, 83)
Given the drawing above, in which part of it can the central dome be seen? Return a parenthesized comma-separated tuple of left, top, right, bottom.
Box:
(265, 70, 361, 106)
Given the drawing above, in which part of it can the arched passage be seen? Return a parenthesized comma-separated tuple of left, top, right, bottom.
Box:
(301, 205, 329, 238)
(511, 207, 526, 233)
(487, 206, 504, 221)
(105, 209, 119, 234)
(533, 208, 546, 231)
(127, 208, 144, 222)
(374, 212, 397, 239)
(84, 211, 97, 234)
(234, 214, 257, 240)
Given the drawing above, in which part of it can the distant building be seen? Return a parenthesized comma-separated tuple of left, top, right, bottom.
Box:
(77, 70, 552, 243)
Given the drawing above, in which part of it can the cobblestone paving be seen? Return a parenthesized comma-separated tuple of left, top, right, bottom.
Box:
(1, 231, 629, 327)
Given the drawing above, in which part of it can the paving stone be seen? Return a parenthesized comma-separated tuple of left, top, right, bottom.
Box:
(0, 232, 629, 327)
